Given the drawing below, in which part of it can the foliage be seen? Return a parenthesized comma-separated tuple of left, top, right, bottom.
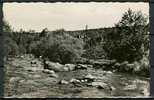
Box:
(103, 9, 149, 63)
(3, 21, 18, 56)
(3, 9, 149, 77)
(30, 29, 84, 64)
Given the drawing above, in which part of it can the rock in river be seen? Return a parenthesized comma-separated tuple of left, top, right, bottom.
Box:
(70, 78, 81, 84)
(84, 74, 96, 82)
(59, 80, 69, 85)
(91, 82, 110, 90)
(42, 69, 58, 78)
(63, 67, 69, 72)
(64, 64, 76, 71)
(42, 69, 55, 74)
(76, 64, 87, 69)
(123, 84, 137, 90)
(45, 61, 64, 72)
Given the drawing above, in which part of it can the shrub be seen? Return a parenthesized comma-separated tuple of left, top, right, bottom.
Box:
(30, 29, 84, 64)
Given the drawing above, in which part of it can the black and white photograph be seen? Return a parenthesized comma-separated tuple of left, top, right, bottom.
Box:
(3, 2, 150, 98)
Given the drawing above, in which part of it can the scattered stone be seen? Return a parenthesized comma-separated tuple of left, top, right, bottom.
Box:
(76, 64, 87, 69)
(134, 79, 147, 84)
(25, 80, 37, 85)
(123, 63, 134, 72)
(45, 61, 64, 72)
(81, 80, 85, 83)
(31, 60, 37, 65)
(43, 69, 58, 78)
(84, 79, 88, 82)
(83, 74, 96, 83)
(133, 61, 140, 73)
(112, 70, 116, 72)
(106, 71, 112, 74)
(9, 77, 21, 83)
(123, 84, 137, 90)
(121, 61, 129, 66)
(85, 74, 96, 80)
(70, 78, 80, 84)
(49, 73, 59, 78)
(113, 62, 120, 69)
(91, 82, 109, 90)
(59, 80, 69, 85)
(64, 64, 76, 71)
(20, 55, 24, 59)
(110, 86, 116, 91)
(63, 67, 69, 72)
(119, 61, 129, 71)
(42, 69, 55, 74)
(33, 74, 41, 78)
(39, 56, 42, 59)
(19, 79, 25, 83)
(87, 65, 93, 68)
(92, 59, 116, 68)
(141, 87, 149, 96)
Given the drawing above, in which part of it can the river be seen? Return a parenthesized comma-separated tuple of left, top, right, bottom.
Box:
(4, 56, 150, 98)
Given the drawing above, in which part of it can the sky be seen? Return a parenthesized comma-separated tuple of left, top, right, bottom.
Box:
(3, 2, 149, 32)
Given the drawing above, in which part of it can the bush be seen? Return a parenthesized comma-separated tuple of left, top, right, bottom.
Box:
(30, 29, 84, 64)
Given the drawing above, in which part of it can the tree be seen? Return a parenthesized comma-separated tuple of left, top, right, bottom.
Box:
(103, 9, 149, 62)
(3, 21, 19, 56)
(30, 29, 84, 64)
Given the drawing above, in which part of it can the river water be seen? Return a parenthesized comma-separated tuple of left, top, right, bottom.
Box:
(5, 57, 150, 98)
(57, 68, 150, 98)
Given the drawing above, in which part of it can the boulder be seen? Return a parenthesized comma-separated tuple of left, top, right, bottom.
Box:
(125, 63, 134, 71)
(113, 62, 120, 69)
(110, 86, 116, 91)
(63, 67, 69, 72)
(20, 55, 24, 59)
(93, 59, 116, 67)
(31, 60, 37, 64)
(119, 61, 129, 71)
(91, 82, 109, 89)
(42, 69, 58, 78)
(76, 57, 89, 64)
(42, 69, 55, 74)
(70, 78, 81, 84)
(64, 64, 76, 71)
(85, 74, 95, 79)
(81, 79, 85, 83)
(76, 64, 87, 69)
(123, 84, 137, 90)
(133, 61, 140, 73)
(120, 61, 129, 67)
(45, 61, 64, 72)
(49, 73, 59, 78)
(106, 71, 113, 74)
(9, 77, 21, 83)
(59, 80, 69, 85)
(87, 64, 93, 68)
(84, 74, 96, 82)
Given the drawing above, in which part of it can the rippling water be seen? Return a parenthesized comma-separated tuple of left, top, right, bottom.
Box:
(57, 67, 150, 97)
(5, 57, 150, 98)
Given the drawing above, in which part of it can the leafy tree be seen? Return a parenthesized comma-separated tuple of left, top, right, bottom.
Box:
(103, 9, 149, 62)
(3, 21, 19, 56)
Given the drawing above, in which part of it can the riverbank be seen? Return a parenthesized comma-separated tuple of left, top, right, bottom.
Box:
(4, 54, 149, 98)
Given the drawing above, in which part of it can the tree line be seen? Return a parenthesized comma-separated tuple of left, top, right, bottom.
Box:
(4, 9, 149, 67)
